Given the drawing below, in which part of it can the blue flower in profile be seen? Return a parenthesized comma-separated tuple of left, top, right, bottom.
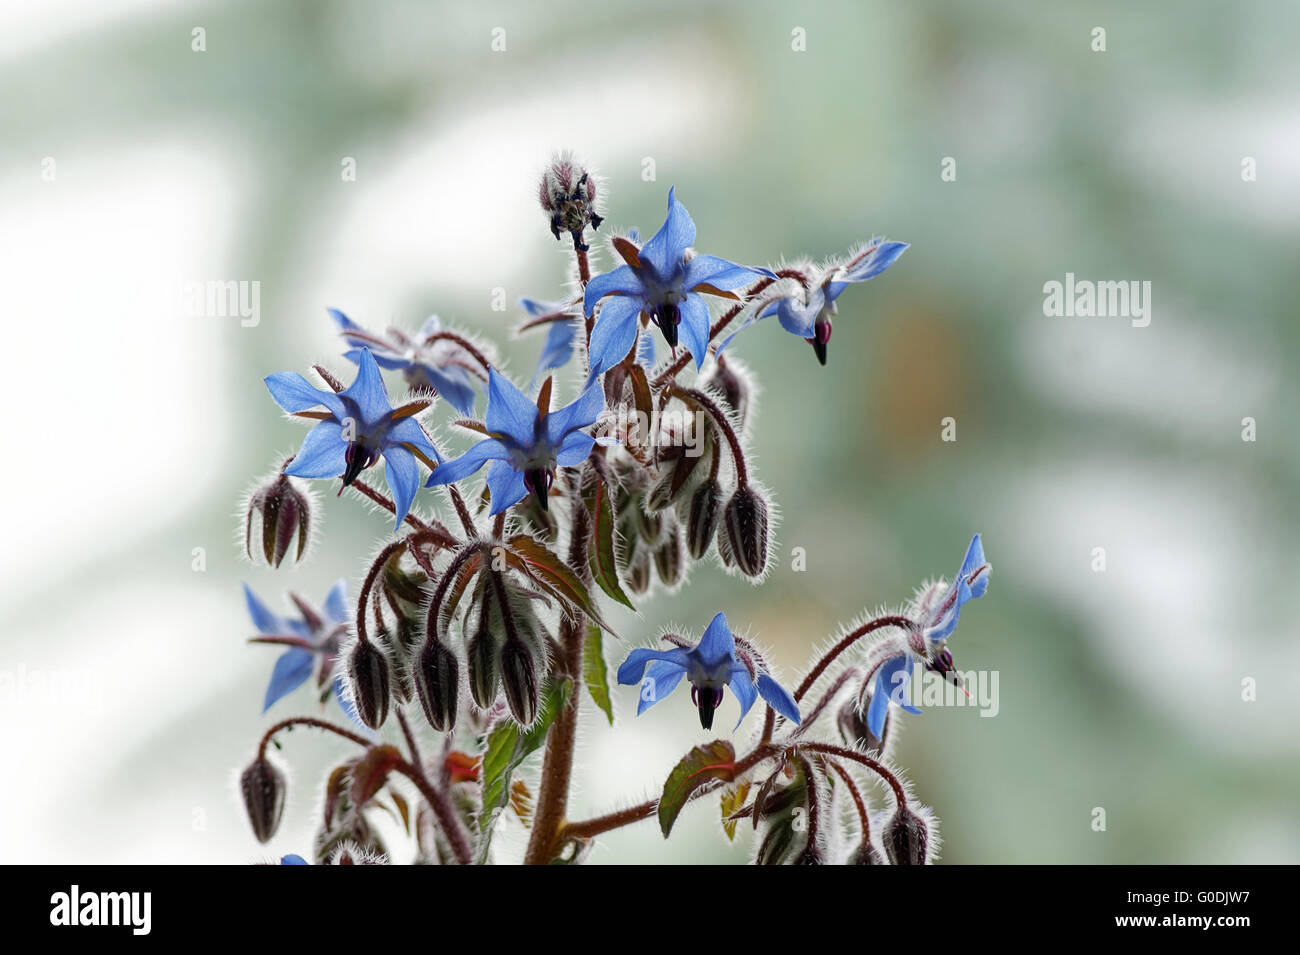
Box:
(521, 297, 581, 386)
(719, 239, 908, 365)
(425, 368, 603, 515)
(616, 612, 801, 731)
(582, 189, 774, 378)
(243, 580, 362, 724)
(867, 534, 991, 738)
(331, 309, 482, 417)
(265, 347, 441, 530)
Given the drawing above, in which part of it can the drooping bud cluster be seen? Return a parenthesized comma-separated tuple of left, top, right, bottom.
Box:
(243, 470, 312, 567)
(539, 151, 602, 251)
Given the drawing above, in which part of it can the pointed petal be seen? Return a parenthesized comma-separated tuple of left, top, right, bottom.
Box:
(485, 459, 528, 514)
(840, 240, 909, 284)
(424, 437, 512, 487)
(727, 665, 758, 728)
(545, 379, 605, 446)
(340, 348, 394, 426)
(582, 265, 644, 316)
(382, 445, 420, 529)
(263, 648, 315, 711)
(683, 254, 762, 293)
(639, 186, 696, 280)
(637, 659, 688, 714)
(388, 416, 441, 464)
(586, 294, 643, 379)
(265, 372, 347, 420)
(243, 583, 283, 634)
(868, 655, 921, 739)
(616, 647, 691, 685)
(283, 421, 347, 479)
(678, 294, 711, 369)
(532, 317, 579, 385)
(484, 367, 538, 447)
(322, 579, 349, 623)
(555, 430, 595, 467)
(959, 533, 990, 598)
(694, 612, 735, 668)
(756, 673, 801, 725)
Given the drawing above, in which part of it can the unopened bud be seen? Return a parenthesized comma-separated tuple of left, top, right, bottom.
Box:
(653, 525, 684, 586)
(883, 806, 931, 865)
(240, 755, 286, 844)
(699, 358, 751, 430)
(348, 639, 392, 729)
(465, 580, 503, 708)
(755, 818, 797, 866)
(848, 841, 885, 865)
(539, 151, 602, 250)
(626, 548, 651, 595)
(686, 479, 721, 559)
(500, 637, 541, 726)
(414, 638, 460, 731)
(723, 484, 770, 577)
(245, 472, 311, 567)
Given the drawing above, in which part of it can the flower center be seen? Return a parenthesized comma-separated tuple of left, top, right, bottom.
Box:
(690, 685, 725, 730)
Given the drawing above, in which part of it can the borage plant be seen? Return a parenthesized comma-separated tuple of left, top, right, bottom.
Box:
(235, 152, 991, 865)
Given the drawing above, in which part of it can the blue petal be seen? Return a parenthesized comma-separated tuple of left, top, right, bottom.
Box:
(532, 317, 578, 386)
(334, 675, 365, 727)
(637, 659, 688, 715)
(678, 294, 711, 370)
(418, 314, 443, 338)
(265, 372, 347, 420)
(328, 307, 361, 332)
(388, 416, 442, 465)
(727, 665, 758, 728)
(636, 328, 657, 367)
(484, 368, 539, 447)
(555, 430, 595, 467)
(280, 854, 310, 865)
(424, 437, 512, 488)
(582, 265, 644, 317)
(683, 254, 762, 293)
(776, 289, 822, 339)
(586, 294, 643, 379)
(694, 612, 735, 669)
(616, 647, 691, 685)
(867, 655, 921, 739)
(545, 380, 605, 447)
(382, 445, 420, 529)
(263, 648, 315, 711)
(926, 577, 973, 644)
(418, 363, 479, 416)
(839, 240, 909, 284)
(639, 187, 696, 280)
(345, 346, 409, 371)
(959, 533, 989, 598)
(340, 348, 394, 427)
(283, 420, 347, 479)
(322, 579, 349, 623)
(756, 673, 801, 725)
(243, 583, 283, 634)
(486, 459, 528, 515)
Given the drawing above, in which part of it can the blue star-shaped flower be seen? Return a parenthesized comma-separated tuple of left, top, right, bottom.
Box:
(425, 368, 604, 515)
(616, 612, 801, 731)
(867, 534, 991, 738)
(719, 239, 908, 364)
(265, 347, 441, 530)
(243, 580, 361, 724)
(521, 297, 581, 387)
(331, 309, 481, 416)
(582, 188, 774, 378)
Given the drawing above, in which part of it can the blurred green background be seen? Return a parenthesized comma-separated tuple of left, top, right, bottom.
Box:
(2, 0, 1297, 863)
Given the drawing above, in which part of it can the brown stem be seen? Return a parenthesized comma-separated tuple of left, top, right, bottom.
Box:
(354, 539, 409, 645)
(390, 760, 473, 865)
(349, 478, 430, 532)
(829, 759, 871, 840)
(666, 386, 748, 486)
(422, 331, 494, 377)
(793, 616, 914, 703)
(257, 717, 371, 760)
(445, 485, 478, 538)
(798, 742, 907, 809)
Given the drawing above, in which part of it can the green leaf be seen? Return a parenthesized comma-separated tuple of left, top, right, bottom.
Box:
(476, 677, 572, 863)
(505, 534, 616, 634)
(582, 466, 635, 610)
(582, 620, 614, 725)
(658, 739, 737, 838)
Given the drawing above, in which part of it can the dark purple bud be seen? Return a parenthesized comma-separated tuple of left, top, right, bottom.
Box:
(723, 484, 769, 577)
(414, 638, 460, 731)
(686, 479, 721, 559)
(883, 806, 931, 865)
(653, 525, 684, 586)
(691, 685, 724, 730)
(625, 548, 651, 595)
(245, 472, 311, 567)
(500, 638, 540, 726)
(926, 647, 966, 692)
(849, 841, 885, 865)
(240, 755, 286, 844)
(755, 818, 797, 866)
(348, 639, 392, 730)
(466, 628, 501, 709)
(635, 504, 664, 545)
(808, 316, 832, 366)
(539, 153, 601, 248)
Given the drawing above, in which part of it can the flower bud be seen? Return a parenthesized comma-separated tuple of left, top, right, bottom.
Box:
(500, 637, 541, 726)
(240, 755, 286, 844)
(635, 504, 664, 545)
(464, 579, 504, 708)
(414, 638, 460, 731)
(723, 484, 769, 577)
(244, 472, 312, 567)
(883, 806, 931, 865)
(626, 547, 651, 595)
(538, 151, 602, 250)
(347, 639, 392, 729)
(848, 841, 885, 865)
(699, 358, 751, 431)
(653, 525, 684, 587)
(838, 693, 888, 758)
(686, 479, 721, 559)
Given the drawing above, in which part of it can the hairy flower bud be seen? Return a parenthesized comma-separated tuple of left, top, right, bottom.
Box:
(653, 524, 684, 587)
(686, 478, 722, 559)
(244, 472, 311, 567)
(500, 637, 541, 726)
(723, 484, 770, 577)
(414, 638, 460, 731)
(347, 639, 392, 729)
(848, 841, 885, 865)
(839, 693, 888, 758)
(699, 358, 751, 431)
(626, 547, 651, 595)
(539, 151, 602, 251)
(883, 806, 931, 865)
(240, 755, 286, 844)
